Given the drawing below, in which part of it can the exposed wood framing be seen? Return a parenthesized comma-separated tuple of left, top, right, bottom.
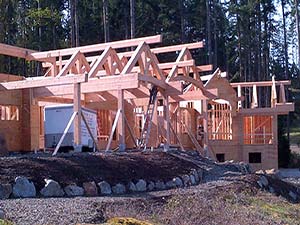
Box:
(31, 35, 162, 60)
(0, 35, 294, 170)
(73, 83, 82, 147)
(0, 74, 88, 90)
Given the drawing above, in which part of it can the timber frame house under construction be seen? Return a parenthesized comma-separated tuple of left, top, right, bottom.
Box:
(0, 35, 294, 171)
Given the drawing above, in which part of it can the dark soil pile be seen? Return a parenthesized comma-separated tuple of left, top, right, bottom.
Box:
(0, 151, 196, 190)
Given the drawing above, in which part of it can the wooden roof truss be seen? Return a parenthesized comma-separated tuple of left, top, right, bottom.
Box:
(0, 34, 294, 154)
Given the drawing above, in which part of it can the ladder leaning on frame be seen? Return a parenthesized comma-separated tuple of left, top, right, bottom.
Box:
(138, 88, 158, 151)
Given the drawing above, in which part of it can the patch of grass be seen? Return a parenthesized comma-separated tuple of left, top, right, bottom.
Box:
(248, 197, 300, 225)
(106, 217, 153, 225)
(0, 219, 13, 225)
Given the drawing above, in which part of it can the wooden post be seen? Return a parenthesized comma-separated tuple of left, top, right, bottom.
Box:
(279, 83, 286, 103)
(251, 84, 258, 108)
(163, 93, 170, 151)
(202, 99, 209, 157)
(1, 106, 5, 120)
(118, 89, 126, 151)
(73, 83, 82, 151)
(271, 76, 277, 108)
(272, 114, 278, 145)
(106, 109, 121, 151)
(237, 85, 242, 109)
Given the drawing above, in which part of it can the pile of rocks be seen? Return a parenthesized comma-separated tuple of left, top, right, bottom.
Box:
(256, 173, 300, 203)
(0, 168, 203, 199)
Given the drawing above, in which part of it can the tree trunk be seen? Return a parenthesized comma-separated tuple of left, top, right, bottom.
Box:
(103, 0, 110, 42)
(124, 2, 129, 40)
(295, 0, 300, 67)
(130, 0, 135, 39)
(206, 0, 212, 64)
(69, 0, 75, 47)
(179, 0, 185, 42)
(282, 0, 290, 143)
(74, 0, 79, 47)
(37, 0, 42, 76)
(213, 0, 218, 68)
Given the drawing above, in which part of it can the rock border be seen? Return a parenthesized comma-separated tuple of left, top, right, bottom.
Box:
(0, 168, 204, 199)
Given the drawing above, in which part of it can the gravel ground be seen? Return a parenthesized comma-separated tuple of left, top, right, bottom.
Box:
(0, 180, 235, 225)
(0, 151, 296, 225)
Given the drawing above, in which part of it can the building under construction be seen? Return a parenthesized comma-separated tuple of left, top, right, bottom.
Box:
(0, 35, 294, 171)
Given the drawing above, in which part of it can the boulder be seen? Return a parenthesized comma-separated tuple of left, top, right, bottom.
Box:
(192, 170, 199, 183)
(257, 180, 264, 188)
(155, 181, 166, 190)
(173, 177, 183, 187)
(135, 179, 147, 192)
(64, 185, 84, 197)
(112, 183, 126, 195)
(181, 175, 190, 186)
(190, 175, 196, 185)
(197, 169, 203, 182)
(289, 191, 298, 202)
(147, 181, 155, 191)
(238, 162, 252, 174)
(13, 176, 36, 198)
(0, 209, 5, 220)
(83, 181, 98, 197)
(260, 176, 269, 187)
(165, 180, 176, 189)
(0, 134, 8, 157)
(0, 184, 12, 199)
(127, 181, 137, 193)
(40, 179, 64, 197)
(98, 181, 112, 195)
(268, 186, 276, 194)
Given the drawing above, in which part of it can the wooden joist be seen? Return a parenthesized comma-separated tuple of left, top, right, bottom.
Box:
(31, 35, 162, 60)
(238, 103, 295, 115)
(42, 43, 204, 69)
(200, 71, 226, 81)
(0, 74, 88, 90)
(0, 73, 24, 82)
(33, 73, 139, 97)
(230, 80, 291, 87)
(118, 41, 204, 58)
(0, 43, 37, 59)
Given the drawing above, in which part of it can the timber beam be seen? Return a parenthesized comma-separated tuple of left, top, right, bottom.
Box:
(0, 74, 88, 90)
(31, 35, 162, 60)
(231, 80, 291, 87)
(94, 88, 218, 107)
(0, 43, 37, 59)
(118, 41, 204, 58)
(238, 103, 295, 115)
(33, 73, 139, 98)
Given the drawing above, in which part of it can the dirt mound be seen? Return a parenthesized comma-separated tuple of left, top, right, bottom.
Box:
(0, 151, 198, 190)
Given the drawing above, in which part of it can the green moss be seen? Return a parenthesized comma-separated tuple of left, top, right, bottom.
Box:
(249, 198, 300, 225)
(0, 219, 13, 225)
(106, 217, 153, 225)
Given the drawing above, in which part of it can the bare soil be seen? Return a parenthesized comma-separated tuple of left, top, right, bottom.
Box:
(0, 151, 196, 190)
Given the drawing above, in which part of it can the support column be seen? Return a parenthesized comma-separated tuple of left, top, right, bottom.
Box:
(272, 114, 278, 169)
(202, 99, 209, 157)
(118, 89, 126, 151)
(73, 83, 82, 152)
(163, 93, 170, 151)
